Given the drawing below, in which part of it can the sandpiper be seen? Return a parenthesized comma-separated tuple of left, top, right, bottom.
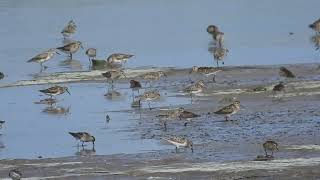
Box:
(0, 120, 5, 129)
(69, 132, 95, 147)
(179, 110, 200, 126)
(183, 80, 206, 102)
(138, 90, 160, 110)
(191, 66, 222, 82)
(102, 70, 126, 89)
(0, 72, 4, 80)
(85, 48, 97, 62)
(27, 48, 60, 71)
(157, 107, 185, 129)
(130, 80, 142, 99)
(213, 47, 229, 67)
(140, 71, 167, 87)
(309, 18, 320, 33)
(214, 101, 241, 121)
(263, 140, 279, 157)
(207, 25, 224, 47)
(162, 135, 193, 153)
(106, 53, 134, 66)
(57, 41, 83, 59)
(61, 20, 77, 38)
(311, 34, 320, 50)
(9, 169, 22, 180)
(39, 86, 70, 99)
(279, 67, 295, 78)
(273, 82, 285, 92)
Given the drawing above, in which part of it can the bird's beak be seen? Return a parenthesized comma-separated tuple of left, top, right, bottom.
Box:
(56, 51, 61, 55)
(191, 146, 194, 153)
(66, 88, 71, 95)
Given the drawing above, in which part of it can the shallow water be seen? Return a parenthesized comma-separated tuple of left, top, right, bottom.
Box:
(0, 0, 320, 84)
(0, 0, 320, 162)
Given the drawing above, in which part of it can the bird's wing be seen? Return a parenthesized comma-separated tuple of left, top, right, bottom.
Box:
(214, 104, 235, 114)
(28, 52, 49, 62)
(39, 86, 60, 94)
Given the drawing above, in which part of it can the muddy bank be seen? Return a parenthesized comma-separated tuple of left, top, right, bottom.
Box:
(1, 63, 320, 179)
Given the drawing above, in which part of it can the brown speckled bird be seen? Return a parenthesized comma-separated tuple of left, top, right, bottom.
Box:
(162, 135, 193, 153)
(214, 101, 241, 121)
(106, 53, 134, 67)
(213, 47, 229, 67)
(309, 18, 320, 33)
(39, 86, 70, 99)
(273, 82, 285, 92)
(191, 66, 222, 82)
(69, 132, 95, 147)
(57, 41, 83, 59)
(279, 67, 295, 78)
(263, 140, 279, 157)
(61, 20, 77, 38)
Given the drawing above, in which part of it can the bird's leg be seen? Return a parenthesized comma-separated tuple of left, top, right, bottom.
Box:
(225, 116, 228, 121)
(216, 61, 219, 68)
(164, 121, 167, 131)
(264, 148, 268, 157)
(271, 150, 274, 157)
(81, 142, 84, 147)
(131, 90, 134, 102)
(175, 146, 178, 153)
(148, 101, 151, 110)
(212, 75, 216, 83)
(190, 93, 193, 104)
(70, 53, 73, 60)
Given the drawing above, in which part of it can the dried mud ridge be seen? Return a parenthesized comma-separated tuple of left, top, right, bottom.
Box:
(1, 63, 320, 179)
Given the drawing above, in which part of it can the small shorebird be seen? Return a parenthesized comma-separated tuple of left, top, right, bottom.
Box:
(57, 41, 83, 59)
(130, 80, 142, 99)
(191, 66, 222, 82)
(311, 34, 320, 50)
(138, 90, 160, 110)
(157, 107, 185, 129)
(140, 71, 167, 87)
(279, 67, 295, 78)
(179, 110, 200, 126)
(69, 132, 95, 147)
(207, 25, 224, 47)
(85, 48, 97, 62)
(106, 53, 134, 67)
(9, 169, 22, 180)
(0, 72, 4, 80)
(0, 120, 5, 129)
(183, 80, 206, 102)
(213, 47, 229, 67)
(309, 18, 320, 33)
(61, 20, 77, 38)
(263, 140, 279, 157)
(27, 48, 60, 71)
(102, 70, 126, 89)
(273, 82, 285, 92)
(162, 135, 193, 153)
(214, 101, 241, 121)
(39, 86, 70, 99)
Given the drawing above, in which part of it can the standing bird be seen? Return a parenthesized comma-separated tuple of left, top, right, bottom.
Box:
(183, 80, 206, 102)
(102, 70, 126, 89)
(27, 48, 60, 71)
(106, 53, 134, 67)
(61, 20, 77, 38)
(157, 107, 185, 129)
(140, 71, 167, 87)
(191, 66, 222, 82)
(0, 120, 5, 129)
(279, 67, 295, 78)
(85, 48, 97, 63)
(0, 72, 4, 80)
(57, 41, 83, 59)
(39, 86, 70, 99)
(69, 132, 95, 147)
(214, 101, 241, 121)
(130, 80, 142, 100)
(263, 140, 279, 157)
(9, 169, 22, 180)
(138, 90, 161, 110)
(162, 135, 193, 153)
(213, 47, 229, 67)
(207, 25, 224, 47)
(309, 18, 320, 33)
(179, 110, 201, 126)
(273, 82, 285, 92)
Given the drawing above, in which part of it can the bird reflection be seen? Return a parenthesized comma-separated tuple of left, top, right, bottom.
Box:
(59, 59, 83, 70)
(34, 98, 57, 106)
(104, 89, 122, 100)
(75, 146, 96, 156)
(42, 105, 70, 115)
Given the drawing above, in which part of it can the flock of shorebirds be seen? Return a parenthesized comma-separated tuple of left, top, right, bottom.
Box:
(2, 17, 320, 179)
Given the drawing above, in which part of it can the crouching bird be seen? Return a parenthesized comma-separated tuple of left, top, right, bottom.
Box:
(69, 132, 95, 148)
